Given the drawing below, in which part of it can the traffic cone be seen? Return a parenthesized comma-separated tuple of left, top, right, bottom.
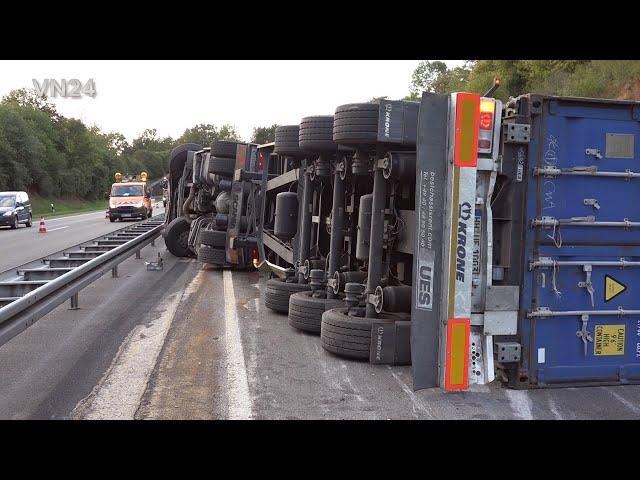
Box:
(38, 216, 47, 233)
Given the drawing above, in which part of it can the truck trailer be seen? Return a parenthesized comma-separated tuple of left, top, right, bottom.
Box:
(164, 90, 640, 392)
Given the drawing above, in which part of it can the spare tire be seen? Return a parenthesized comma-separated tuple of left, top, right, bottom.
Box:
(288, 290, 344, 334)
(198, 228, 226, 248)
(211, 140, 240, 159)
(320, 307, 410, 360)
(264, 277, 310, 313)
(274, 125, 302, 156)
(333, 103, 379, 146)
(299, 115, 337, 152)
(197, 244, 227, 265)
(164, 217, 193, 258)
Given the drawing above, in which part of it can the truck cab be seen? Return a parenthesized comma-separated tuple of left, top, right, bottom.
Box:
(163, 141, 261, 269)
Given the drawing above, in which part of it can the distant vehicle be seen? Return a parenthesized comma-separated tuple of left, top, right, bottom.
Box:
(108, 172, 153, 222)
(0, 191, 33, 229)
(161, 177, 168, 208)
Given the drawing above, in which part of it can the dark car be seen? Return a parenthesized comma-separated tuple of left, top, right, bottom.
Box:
(0, 191, 33, 229)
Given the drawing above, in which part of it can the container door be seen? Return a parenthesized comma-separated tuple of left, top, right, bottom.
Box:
(523, 98, 640, 386)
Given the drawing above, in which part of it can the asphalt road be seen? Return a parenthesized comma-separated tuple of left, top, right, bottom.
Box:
(0, 205, 163, 273)
(1, 235, 639, 419)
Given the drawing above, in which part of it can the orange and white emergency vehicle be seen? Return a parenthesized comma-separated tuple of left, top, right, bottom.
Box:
(108, 171, 153, 222)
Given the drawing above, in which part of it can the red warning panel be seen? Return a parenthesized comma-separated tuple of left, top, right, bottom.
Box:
(453, 93, 480, 167)
(445, 318, 470, 391)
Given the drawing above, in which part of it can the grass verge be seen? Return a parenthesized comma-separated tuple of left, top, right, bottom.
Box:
(29, 194, 107, 218)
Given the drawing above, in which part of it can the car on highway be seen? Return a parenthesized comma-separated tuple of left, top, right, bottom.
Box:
(108, 172, 153, 222)
(0, 191, 33, 229)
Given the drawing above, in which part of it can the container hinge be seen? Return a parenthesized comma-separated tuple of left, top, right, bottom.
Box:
(503, 123, 530, 144)
(585, 148, 603, 160)
(576, 314, 593, 356)
(529, 256, 555, 270)
(577, 265, 595, 307)
(583, 198, 600, 210)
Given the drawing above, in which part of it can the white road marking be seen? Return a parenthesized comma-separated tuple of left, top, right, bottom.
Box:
(387, 366, 435, 419)
(504, 389, 534, 420)
(340, 362, 365, 403)
(547, 395, 563, 419)
(42, 211, 105, 223)
(46, 226, 69, 232)
(71, 270, 203, 420)
(607, 388, 640, 416)
(223, 269, 253, 419)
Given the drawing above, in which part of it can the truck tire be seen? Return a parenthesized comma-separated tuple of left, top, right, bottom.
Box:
(164, 217, 192, 258)
(198, 228, 226, 247)
(208, 156, 235, 176)
(197, 244, 226, 265)
(211, 140, 240, 159)
(320, 308, 409, 360)
(169, 143, 203, 176)
(333, 103, 379, 146)
(264, 277, 310, 313)
(299, 115, 337, 152)
(274, 125, 302, 156)
(288, 290, 344, 334)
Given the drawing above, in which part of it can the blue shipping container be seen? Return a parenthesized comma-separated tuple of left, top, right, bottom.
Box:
(504, 95, 640, 387)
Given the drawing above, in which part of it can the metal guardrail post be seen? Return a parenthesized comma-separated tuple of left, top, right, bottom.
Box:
(70, 293, 79, 310)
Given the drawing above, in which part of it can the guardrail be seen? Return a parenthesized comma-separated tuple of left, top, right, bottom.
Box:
(0, 216, 164, 347)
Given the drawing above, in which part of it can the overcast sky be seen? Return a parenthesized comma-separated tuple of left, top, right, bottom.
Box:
(0, 60, 464, 142)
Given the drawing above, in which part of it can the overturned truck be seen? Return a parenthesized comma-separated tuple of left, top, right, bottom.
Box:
(256, 91, 640, 391)
(163, 140, 262, 269)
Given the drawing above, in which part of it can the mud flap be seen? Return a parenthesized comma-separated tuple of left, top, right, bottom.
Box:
(377, 100, 420, 146)
(370, 321, 411, 365)
(411, 93, 450, 389)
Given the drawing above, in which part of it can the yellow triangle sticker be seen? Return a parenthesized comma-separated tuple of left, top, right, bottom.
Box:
(605, 275, 627, 302)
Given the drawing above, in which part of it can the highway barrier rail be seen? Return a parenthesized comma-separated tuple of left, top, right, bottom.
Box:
(0, 215, 164, 347)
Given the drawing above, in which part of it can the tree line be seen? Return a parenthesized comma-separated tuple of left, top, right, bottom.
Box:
(4, 60, 634, 201)
(406, 60, 640, 101)
(0, 88, 279, 200)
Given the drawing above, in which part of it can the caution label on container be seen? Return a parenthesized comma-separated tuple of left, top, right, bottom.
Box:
(604, 275, 627, 302)
(594, 324, 625, 356)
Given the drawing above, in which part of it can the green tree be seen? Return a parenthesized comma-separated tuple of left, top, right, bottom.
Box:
(131, 128, 174, 152)
(251, 124, 278, 144)
(217, 124, 240, 142)
(1, 88, 60, 121)
(408, 61, 449, 99)
(176, 123, 241, 147)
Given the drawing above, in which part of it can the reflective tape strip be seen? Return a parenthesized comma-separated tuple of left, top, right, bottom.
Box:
(445, 318, 470, 391)
(453, 93, 480, 167)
